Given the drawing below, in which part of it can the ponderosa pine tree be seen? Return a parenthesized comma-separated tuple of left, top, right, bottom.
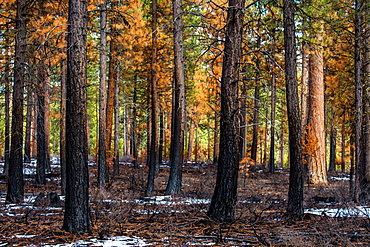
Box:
(207, 0, 244, 223)
(305, 22, 327, 185)
(36, 59, 49, 185)
(60, 58, 67, 195)
(146, 0, 159, 195)
(284, 0, 304, 219)
(7, 0, 27, 203)
(165, 0, 186, 195)
(98, 0, 108, 187)
(63, 0, 90, 233)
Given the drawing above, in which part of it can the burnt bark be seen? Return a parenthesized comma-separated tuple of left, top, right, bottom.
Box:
(60, 58, 67, 195)
(165, 0, 186, 195)
(62, 0, 90, 233)
(284, 0, 304, 219)
(207, 0, 244, 223)
(36, 62, 49, 185)
(7, 0, 27, 203)
(98, 0, 108, 187)
(146, 0, 159, 195)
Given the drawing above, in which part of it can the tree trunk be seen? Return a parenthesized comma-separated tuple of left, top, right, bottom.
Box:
(284, 0, 304, 219)
(328, 125, 337, 172)
(60, 58, 67, 195)
(98, 0, 108, 187)
(4, 48, 10, 174)
(239, 83, 247, 161)
(269, 36, 277, 173)
(251, 70, 260, 163)
(36, 62, 49, 185)
(341, 117, 346, 172)
(305, 28, 327, 185)
(158, 111, 164, 166)
(7, 0, 27, 203)
(362, 0, 370, 201)
(24, 81, 35, 164)
(106, 0, 119, 152)
(146, 0, 159, 195)
(132, 80, 138, 168)
(165, 0, 186, 195)
(113, 63, 120, 177)
(63, 0, 90, 233)
(354, 0, 365, 202)
(213, 111, 219, 165)
(187, 118, 194, 162)
(207, 0, 244, 223)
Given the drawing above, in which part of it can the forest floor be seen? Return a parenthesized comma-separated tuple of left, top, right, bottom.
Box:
(0, 160, 370, 246)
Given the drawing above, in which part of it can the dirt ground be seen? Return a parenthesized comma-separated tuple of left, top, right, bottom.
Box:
(0, 162, 369, 246)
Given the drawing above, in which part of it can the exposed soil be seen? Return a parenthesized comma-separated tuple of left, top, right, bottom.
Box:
(0, 162, 369, 246)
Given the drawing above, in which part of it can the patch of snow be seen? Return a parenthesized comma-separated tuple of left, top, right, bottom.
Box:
(330, 176, 350, 181)
(305, 206, 370, 218)
(44, 236, 149, 246)
(13, 235, 36, 238)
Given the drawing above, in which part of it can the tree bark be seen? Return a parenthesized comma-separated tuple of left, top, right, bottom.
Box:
(354, 0, 365, 203)
(187, 118, 195, 162)
(98, 0, 108, 187)
(113, 63, 120, 177)
(165, 0, 186, 195)
(328, 125, 337, 172)
(106, 0, 119, 152)
(36, 61, 49, 185)
(146, 0, 159, 195)
(269, 33, 277, 173)
(4, 47, 11, 174)
(305, 28, 327, 185)
(284, 0, 304, 219)
(60, 58, 67, 195)
(24, 82, 35, 163)
(7, 0, 27, 203)
(207, 0, 244, 223)
(63, 0, 90, 233)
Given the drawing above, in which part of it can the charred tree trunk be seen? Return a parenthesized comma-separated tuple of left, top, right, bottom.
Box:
(284, 0, 304, 219)
(355, 0, 365, 202)
(4, 50, 11, 174)
(328, 125, 337, 172)
(146, 0, 159, 195)
(132, 79, 138, 168)
(63, 0, 90, 233)
(165, 0, 186, 195)
(207, 0, 244, 223)
(113, 63, 120, 177)
(269, 36, 277, 173)
(7, 0, 27, 203)
(60, 58, 67, 195)
(187, 118, 194, 162)
(36, 61, 49, 185)
(98, 0, 108, 187)
(24, 81, 35, 164)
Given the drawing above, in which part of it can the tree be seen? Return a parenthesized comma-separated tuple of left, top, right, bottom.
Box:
(98, 0, 108, 187)
(165, 0, 186, 195)
(60, 58, 67, 195)
(146, 0, 159, 195)
(284, 0, 304, 219)
(304, 24, 327, 185)
(207, 0, 245, 223)
(63, 0, 90, 233)
(36, 59, 49, 185)
(7, 0, 27, 203)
